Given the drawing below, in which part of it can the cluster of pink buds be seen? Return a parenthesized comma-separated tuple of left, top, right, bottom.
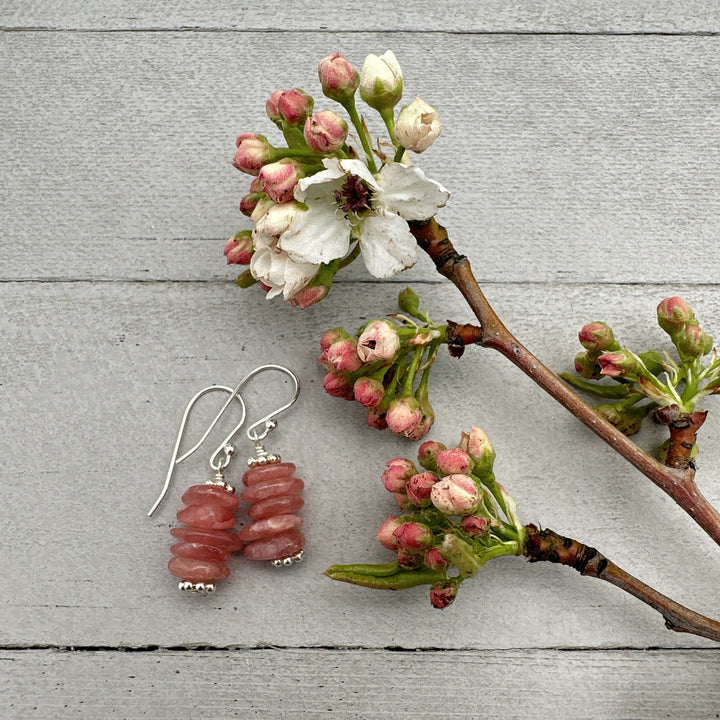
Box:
(326, 427, 526, 608)
(563, 296, 719, 442)
(224, 51, 447, 308)
(318, 289, 449, 440)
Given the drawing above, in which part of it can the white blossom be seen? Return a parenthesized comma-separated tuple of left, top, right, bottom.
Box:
(276, 158, 449, 279)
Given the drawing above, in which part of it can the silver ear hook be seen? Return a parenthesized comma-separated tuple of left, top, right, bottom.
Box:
(147, 385, 246, 517)
(208, 364, 300, 467)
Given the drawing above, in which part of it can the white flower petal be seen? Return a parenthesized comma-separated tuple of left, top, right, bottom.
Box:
(281, 259, 320, 299)
(250, 246, 319, 300)
(255, 201, 301, 237)
(294, 161, 345, 203)
(374, 163, 450, 221)
(336, 158, 380, 190)
(250, 247, 285, 298)
(279, 200, 350, 264)
(359, 209, 417, 278)
(251, 228, 275, 252)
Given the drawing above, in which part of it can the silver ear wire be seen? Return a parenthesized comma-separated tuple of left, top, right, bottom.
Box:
(208, 364, 300, 467)
(147, 385, 246, 517)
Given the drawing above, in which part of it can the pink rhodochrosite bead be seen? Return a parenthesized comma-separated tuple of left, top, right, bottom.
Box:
(240, 476, 304, 504)
(169, 483, 241, 591)
(243, 530, 306, 561)
(168, 557, 230, 583)
(238, 513, 303, 542)
(240, 462, 306, 565)
(242, 462, 296, 486)
(249, 494, 304, 520)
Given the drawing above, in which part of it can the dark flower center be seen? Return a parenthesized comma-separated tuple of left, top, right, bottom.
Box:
(334, 174, 373, 214)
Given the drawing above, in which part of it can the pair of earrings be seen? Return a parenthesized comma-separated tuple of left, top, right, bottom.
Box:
(147, 364, 305, 594)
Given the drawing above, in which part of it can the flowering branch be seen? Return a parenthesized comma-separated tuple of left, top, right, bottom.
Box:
(326, 428, 720, 643)
(408, 218, 720, 546)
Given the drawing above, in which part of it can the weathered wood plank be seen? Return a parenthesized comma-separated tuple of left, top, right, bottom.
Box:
(1, 280, 718, 649)
(2, 32, 720, 283)
(2, 648, 719, 719)
(2, 0, 720, 33)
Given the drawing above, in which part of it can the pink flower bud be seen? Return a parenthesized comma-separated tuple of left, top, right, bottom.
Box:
(265, 89, 283, 123)
(367, 404, 389, 430)
(304, 110, 348, 153)
(233, 133, 273, 175)
(318, 53, 360, 103)
(404, 400, 434, 441)
(393, 521, 433, 551)
(277, 88, 314, 126)
(458, 426, 495, 475)
(397, 548, 422, 569)
(598, 351, 637, 378)
(429, 580, 458, 609)
(435, 448, 472, 476)
(394, 97, 441, 153)
(394, 492, 412, 509)
(240, 191, 264, 217)
(405, 471, 438, 506)
(258, 158, 305, 204)
(381, 457, 418, 493)
(424, 547, 448, 572)
(386, 396, 422, 437)
(657, 296, 695, 333)
(675, 324, 713, 359)
(417, 440, 447, 469)
(460, 515, 488, 537)
(430, 474, 481, 516)
(289, 283, 328, 309)
(326, 338, 364, 373)
(354, 376, 385, 408)
(223, 231, 254, 265)
(320, 327, 349, 352)
(376, 515, 402, 550)
(574, 351, 602, 379)
(323, 370, 354, 399)
(578, 322, 615, 353)
(357, 320, 400, 363)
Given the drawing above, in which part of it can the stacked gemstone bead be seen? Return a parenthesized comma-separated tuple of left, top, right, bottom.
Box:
(168, 484, 242, 593)
(239, 462, 305, 565)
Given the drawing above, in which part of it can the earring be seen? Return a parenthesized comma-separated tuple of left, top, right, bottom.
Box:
(147, 384, 248, 594)
(233, 364, 306, 567)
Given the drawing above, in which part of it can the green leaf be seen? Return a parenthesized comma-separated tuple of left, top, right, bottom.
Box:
(325, 562, 444, 589)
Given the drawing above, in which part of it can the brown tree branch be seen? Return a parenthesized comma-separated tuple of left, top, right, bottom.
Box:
(410, 218, 720, 546)
(524, 524, 720, 643)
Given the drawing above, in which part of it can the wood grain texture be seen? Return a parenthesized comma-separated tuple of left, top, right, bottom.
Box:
(2, 32, 720, 283)
(2, 281, 718, 649)
(3, 0, 720, 33)
(3, 648, 720, 720)
(3, 4, 720, 715)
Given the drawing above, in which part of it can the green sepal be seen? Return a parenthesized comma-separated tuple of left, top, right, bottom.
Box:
(397, 287, 429, 323)
(638, 349, 666, 376)
(235, 269, 258, 288)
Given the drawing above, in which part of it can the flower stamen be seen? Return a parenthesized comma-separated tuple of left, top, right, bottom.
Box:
(334, 174, 374, 215)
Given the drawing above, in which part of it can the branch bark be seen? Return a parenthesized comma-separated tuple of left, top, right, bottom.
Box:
(410, 218, 720, 546)
(524, 524, 720, 643)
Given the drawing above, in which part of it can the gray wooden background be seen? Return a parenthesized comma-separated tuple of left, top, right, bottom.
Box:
(2, 2, 720, 717)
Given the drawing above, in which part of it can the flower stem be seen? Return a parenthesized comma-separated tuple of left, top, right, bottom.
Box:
(409, 218, 720, 546)
(524, 524, 720, 643)
(341, 96, 378, 173)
